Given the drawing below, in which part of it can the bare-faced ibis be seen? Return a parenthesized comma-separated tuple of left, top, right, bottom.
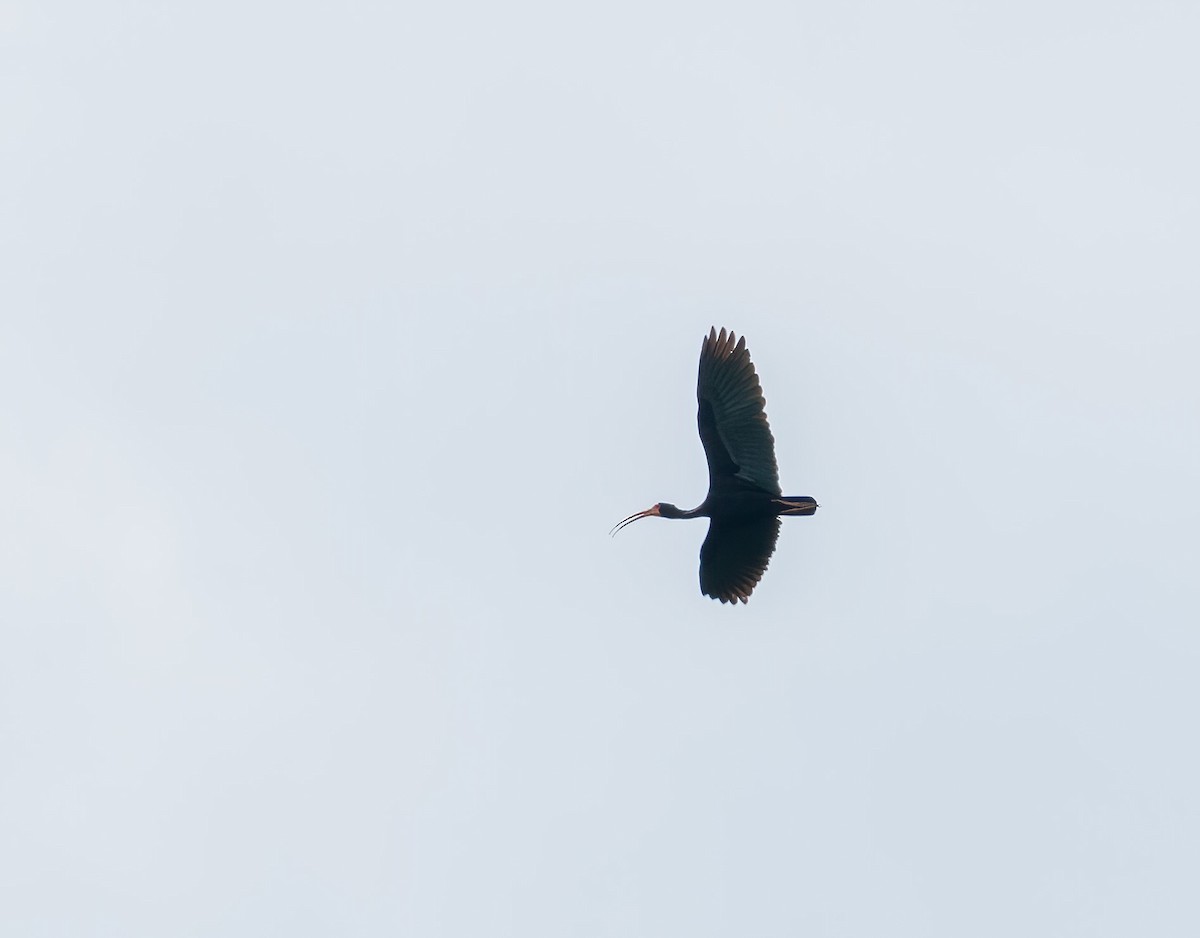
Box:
(612, 327, 818, 604)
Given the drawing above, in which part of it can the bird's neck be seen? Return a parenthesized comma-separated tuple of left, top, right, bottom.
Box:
(660, 503, 706, 520)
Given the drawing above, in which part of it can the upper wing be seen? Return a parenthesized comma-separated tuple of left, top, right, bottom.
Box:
(699, 517, 781, 604)
(696, 327, 781, 497)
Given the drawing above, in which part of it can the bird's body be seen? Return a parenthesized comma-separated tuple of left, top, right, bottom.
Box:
(613, 327, 818, 604)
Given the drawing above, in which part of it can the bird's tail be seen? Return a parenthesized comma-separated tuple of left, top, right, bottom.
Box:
(775, 497, 819, 516)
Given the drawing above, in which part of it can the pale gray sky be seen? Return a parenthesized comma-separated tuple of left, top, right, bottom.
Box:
(3, 1, 1199, 935)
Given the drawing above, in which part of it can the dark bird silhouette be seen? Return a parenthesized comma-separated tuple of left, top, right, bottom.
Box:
(612, 327, 818, 604)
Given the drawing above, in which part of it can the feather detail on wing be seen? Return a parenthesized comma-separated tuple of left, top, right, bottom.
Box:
(699, 517, 781, 604)
(696, 327, 781, 497)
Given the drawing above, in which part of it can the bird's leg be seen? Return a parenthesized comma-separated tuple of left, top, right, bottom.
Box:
(773, 497, 819, 516)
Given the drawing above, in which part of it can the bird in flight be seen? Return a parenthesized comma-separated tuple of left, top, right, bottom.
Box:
(612, 327, 818, 604)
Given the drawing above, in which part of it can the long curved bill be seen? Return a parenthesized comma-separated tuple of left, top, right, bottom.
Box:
(608, 504, 661, 536)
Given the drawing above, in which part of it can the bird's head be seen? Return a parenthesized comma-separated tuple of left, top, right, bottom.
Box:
(609, 502, 683, 535)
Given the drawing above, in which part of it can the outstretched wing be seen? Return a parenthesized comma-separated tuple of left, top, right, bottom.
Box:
(697, 327, 781, 498)
(699, 517, 781, 604)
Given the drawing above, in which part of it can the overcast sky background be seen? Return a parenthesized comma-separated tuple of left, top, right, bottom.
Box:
(3, 1, 1199, 935)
